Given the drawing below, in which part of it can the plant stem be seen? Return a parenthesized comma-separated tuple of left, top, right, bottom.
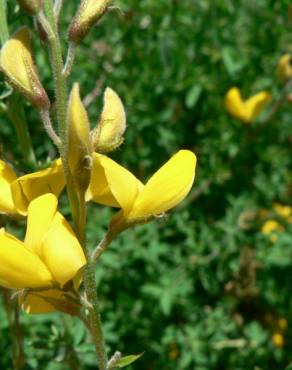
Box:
(0, 0, 9, 44)
(43, 2, 108, 368)
(77, 193, 108, 370)
(92, 232, 115, 262)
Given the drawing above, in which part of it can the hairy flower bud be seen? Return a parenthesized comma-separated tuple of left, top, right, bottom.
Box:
(69, 0, 111, 43)
(0, 27, 49, 109)
(91, 87, 126, 153)
(18, 0, 43, 15)
(68, 83, 93, 191)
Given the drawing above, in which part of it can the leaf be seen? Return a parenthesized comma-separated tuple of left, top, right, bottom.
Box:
(185, 85, 202, 108)
(116, 353, 144, 368)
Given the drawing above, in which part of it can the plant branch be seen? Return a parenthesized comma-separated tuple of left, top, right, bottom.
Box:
(92, 231, 115, 262)
(40, 109, 61, 147)
(0, 0, 9, 44)
(63, 42, 76, 78)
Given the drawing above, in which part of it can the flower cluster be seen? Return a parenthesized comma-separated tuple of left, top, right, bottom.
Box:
(0, 12, 197, 315)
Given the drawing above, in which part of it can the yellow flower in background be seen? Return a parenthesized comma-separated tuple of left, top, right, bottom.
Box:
(0, 159, 64, 216)
(86, 150, 197, 231)
(0, 193, 86, 312)
(272, 332, 284, 348)
(278, 318, 288, 331)
(272, 203, 292, 220)
(225, 87, 272, 123)
(0, 27, 49, 109)
(261, 219, 284, 243)
(261, 220, 283, 234)
(277, 54, 292, 81)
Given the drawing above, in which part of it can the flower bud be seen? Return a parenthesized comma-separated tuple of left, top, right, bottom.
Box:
(69, 0, 111, 43)
(68, 83, 93, 191)
(277, 54, 292, 81)
(92, 87, 126, 153)
(18, 0, 43, 15)
(0, 27, 49, 109)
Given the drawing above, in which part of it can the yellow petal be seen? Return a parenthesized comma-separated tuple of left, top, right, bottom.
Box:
(68, 83, 92, 190)
(0, 160, 17, 215)
(244, 91, 272, 121)
(11, 159, 65, 216)
(24, 193, 58, 257)
(128, 150, 196, 221)
(277, 54, 292, 81)
(41, 212, 86, 287)
(86, 153, 143, 212)
(0, 27, 49, 108)
(225, 87, 246, 121)
(0, 231, 53, 289)
(92, 87, 126, 153)
(19, 289, 67, 314)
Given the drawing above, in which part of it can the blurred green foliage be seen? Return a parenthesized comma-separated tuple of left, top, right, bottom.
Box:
(0, 0, 292, 369)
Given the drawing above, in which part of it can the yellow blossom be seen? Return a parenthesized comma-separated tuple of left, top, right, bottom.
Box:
(278, 318, 288, 331)
(86, 150, 197, 231)
(277, 54, 292, 81)
(272, 332, 284, 348)
(0, 27, 49, 108)
(0, 159, 65, 216)
(272, 203, 292, 219)
(0, 194, 86, 312)
(0, 193, 86, 290)
(225, 87, 271, 123)
(261, 220, 284, 234)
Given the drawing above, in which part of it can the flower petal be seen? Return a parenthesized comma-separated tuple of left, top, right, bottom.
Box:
(128, 150, 196, 220)
(86, 153, 143, 212)
(0, 160, 17, 215)
(244, 91, 272, 121)
(41, 213, 86, 287)
(0, 231, 53, 289)
(24, 193, 58, 257)
(224, 87, 245, 121)
(19, 289, 68, 314)
(11, 159, 65, 215)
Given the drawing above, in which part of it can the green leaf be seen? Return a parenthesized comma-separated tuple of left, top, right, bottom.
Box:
(185, 85, 202, 108)
(116, 353, 144, 368)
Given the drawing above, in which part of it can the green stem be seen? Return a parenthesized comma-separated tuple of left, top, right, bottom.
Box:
(78, 193, 108, 370)
(0, 0, 9, 44)
(43, 2, 108, 368)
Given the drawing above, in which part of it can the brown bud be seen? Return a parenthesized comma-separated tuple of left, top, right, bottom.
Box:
(18, 0, 43, 15)
(69, 0, 111, 43)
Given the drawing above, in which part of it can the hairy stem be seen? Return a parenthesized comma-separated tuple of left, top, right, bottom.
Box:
(92, 232, 115, 262)
(43, 2, 108, 368)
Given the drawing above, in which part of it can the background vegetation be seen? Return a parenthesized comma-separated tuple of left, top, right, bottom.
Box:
(0, 0, 292, 369)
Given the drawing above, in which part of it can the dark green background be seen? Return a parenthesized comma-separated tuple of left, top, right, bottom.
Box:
(0, 1, 292, 369)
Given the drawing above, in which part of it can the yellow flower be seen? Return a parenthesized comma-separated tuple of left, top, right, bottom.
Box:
(225, 87, 271, 123)
(91, 87, 126, 153)
(278, 318, 288, 331)
(0, 27, 49, 108)
(69, 0, 111, 43)
(0, 159, 65, 216)
(277, 54, 292, 81)
(0, 193, 86, 291)
(261, 220, 284, 234)
(86, 150, 197, 231)
(272, 203, 292, 220)
(272, 332, 284, 348)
